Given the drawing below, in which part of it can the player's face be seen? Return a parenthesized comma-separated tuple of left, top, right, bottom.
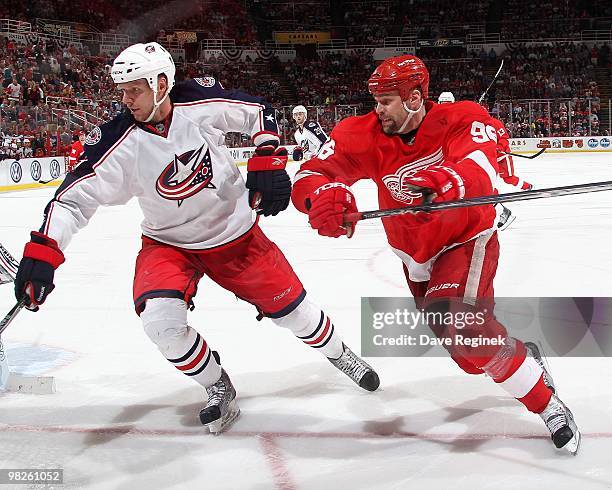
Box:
(117, 79, 154, 122)
(374, 93, 406, 134)
(293, 112, 306, 125)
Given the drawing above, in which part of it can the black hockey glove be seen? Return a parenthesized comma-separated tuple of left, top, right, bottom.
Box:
(292, 146, 304, 161)
(15, 231, 65, 310)
(246, 145, 291, 217)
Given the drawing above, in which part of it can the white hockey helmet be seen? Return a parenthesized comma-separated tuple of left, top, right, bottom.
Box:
(437, 91, 455, 104)
(292, 105, 307, 117)
(111, 42, 176, 122)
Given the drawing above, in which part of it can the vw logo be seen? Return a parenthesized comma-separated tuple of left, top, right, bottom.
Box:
(50, 159, 61, 179)
(30, 160, 42, 181)
(10, 161, 22, 183)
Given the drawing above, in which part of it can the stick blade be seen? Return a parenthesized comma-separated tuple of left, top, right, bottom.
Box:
(4, 374, 56, 394)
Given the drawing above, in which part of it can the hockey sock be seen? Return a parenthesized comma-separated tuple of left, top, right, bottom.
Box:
(272, 297, 344, 359)
(140, 298, 222, 388)
(482, 337, 552, 413)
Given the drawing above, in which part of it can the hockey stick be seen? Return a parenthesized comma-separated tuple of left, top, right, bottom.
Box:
(503, 148, 546, 159)
(0, 298, 25, 389)
(0, 243, 55, 394)
(0, 298, 26, 336)
(0, 299, 54, 394)
(478, 59, 504, 105)
(0, 241, 19, 285)
(343, 180, 612, 224)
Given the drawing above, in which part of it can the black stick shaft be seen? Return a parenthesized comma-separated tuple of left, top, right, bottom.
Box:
(344, 180, 612, 223)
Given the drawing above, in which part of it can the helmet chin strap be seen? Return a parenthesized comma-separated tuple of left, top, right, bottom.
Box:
(396, 99, 424, 134)
(143, 85, 170, 123)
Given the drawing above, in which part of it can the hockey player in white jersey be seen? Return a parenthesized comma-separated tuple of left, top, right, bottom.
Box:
(291, 105, 328, 161)
(13, 42, 379, 434)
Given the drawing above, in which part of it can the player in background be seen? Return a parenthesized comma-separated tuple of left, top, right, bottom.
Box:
(293, 55, 580, 454)
(437, 91, 532, 230)
(13, 42, 379, 434)
(67, 131, 86, 173)
(291, 105, 328, 161)
(489, 116, 533, 229)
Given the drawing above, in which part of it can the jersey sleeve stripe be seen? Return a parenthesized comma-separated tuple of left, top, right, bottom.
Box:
(174, 98, 265, 109)
(294, 170, 325, 183)
(462, 149, 497, 189)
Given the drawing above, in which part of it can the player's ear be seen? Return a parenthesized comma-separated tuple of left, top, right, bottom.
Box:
(407, 89, 422, 109)
(157, 74, 168, 96)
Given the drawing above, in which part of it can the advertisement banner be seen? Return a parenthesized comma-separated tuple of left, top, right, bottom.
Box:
(509, 136, 612, 153)
(0, 157, 66, 192)
(174, 31, 197, 44)
(274, 31, 331, 44)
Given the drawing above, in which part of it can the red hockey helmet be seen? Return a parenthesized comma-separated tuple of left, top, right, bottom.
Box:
(368, 55, 430, 100)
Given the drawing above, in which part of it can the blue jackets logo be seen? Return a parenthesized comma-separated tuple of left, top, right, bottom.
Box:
(156, 144, 216, 206)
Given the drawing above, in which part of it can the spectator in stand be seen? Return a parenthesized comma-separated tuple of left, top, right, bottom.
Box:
(7, 78, 22, 104)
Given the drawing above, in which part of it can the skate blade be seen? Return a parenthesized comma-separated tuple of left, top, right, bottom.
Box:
(563, 429, 581, 456)
(205, 400, 240, 435)
(498, 214, 516, 231)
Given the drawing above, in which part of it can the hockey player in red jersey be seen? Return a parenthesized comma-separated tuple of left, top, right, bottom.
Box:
(490, 117, 533, 191)
(13, 42, 379, 434)
(292, 55, 580, 454)
(438, 92, 533, 229)
(67, 131, 85, 172)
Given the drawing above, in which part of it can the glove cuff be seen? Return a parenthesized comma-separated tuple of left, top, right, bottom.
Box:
(24, 232, 65, 269)
(313, 181, 352, 196)
(436, 165, 465, 199)
(247, 156, 287, 171)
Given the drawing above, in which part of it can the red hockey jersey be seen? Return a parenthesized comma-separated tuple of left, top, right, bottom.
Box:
(68, 140, 84, 172)
(490, 116, 514, 179)
(292, 101, 500, 282)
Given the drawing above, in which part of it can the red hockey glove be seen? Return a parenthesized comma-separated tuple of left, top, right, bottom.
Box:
(246, 144, 291, 216)
(404, 165, 465, 203)
(15, 232, 65, 310)
(306, 182, 357, 238)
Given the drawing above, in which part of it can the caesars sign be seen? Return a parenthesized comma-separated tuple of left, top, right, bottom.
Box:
(274, 31, 331, 44)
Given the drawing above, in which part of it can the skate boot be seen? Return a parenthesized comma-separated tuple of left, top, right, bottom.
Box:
(496, 204, 515, 230)
(199, 368, 240, 434)
(329, 343, 380, 391)
(539, 393, 581, 455)
(525, 341, 556, 394)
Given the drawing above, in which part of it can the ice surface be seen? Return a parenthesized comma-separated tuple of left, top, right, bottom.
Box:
(0, 153, 611, 489)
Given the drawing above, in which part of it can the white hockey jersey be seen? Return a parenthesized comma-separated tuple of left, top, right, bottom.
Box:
(39, 78, 280, 251)
(293, 120, 328, 159)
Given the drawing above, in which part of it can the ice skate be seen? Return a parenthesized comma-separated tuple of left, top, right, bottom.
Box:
(496, 204, 515, 230)
(199, 368, 240, 434)
(539, 393, 581, 455)
(329, 343, 380, 391)
(525, 341, 556, 394)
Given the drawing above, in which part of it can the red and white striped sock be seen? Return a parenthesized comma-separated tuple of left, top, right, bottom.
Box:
(272, 297, 344, 359)
(483, 338, 552, 413)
